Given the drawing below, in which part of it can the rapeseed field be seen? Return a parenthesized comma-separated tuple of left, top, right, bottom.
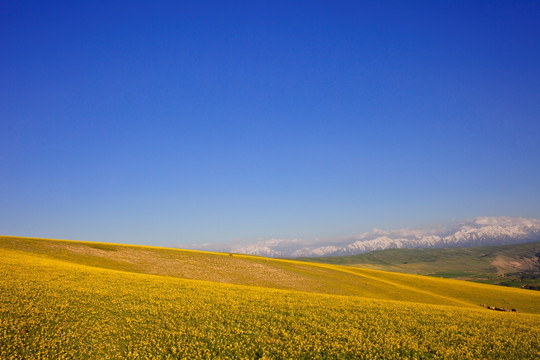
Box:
(1, 237, 539, 359)
(1, 236, 539, 312)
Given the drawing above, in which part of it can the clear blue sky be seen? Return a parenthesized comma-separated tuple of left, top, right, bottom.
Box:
(1, 1, 539, 246)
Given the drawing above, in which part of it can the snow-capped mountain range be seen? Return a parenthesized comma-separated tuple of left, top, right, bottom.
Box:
(188, 217, 540, 258)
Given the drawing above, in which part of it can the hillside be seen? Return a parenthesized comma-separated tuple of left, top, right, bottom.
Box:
(1, 236, 540, 359)
(1, 235, 539, 313)
(294, 241, 540, 290)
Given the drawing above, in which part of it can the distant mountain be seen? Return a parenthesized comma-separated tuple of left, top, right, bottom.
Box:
(227, 217, 540, 257)
(294, 241, 540, 290)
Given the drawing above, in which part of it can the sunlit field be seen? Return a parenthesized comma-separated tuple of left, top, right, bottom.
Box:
(1, 237, 539, 359)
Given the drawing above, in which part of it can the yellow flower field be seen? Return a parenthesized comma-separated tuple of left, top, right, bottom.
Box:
(1, 244, 539, 359)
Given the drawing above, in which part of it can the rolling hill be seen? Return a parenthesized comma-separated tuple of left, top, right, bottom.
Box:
(1, 235, 539, 358)
(1, 235, 539, 311)
(294, 241, 540, 290)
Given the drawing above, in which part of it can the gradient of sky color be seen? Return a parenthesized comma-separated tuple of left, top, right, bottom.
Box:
(1, 1, 539, 247)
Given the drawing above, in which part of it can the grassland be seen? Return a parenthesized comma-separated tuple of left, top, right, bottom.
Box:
(295, 241, 540, 290)
(1, 236, 540, 359)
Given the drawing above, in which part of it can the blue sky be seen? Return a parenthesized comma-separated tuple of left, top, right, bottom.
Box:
(1, 1, 539, 246)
